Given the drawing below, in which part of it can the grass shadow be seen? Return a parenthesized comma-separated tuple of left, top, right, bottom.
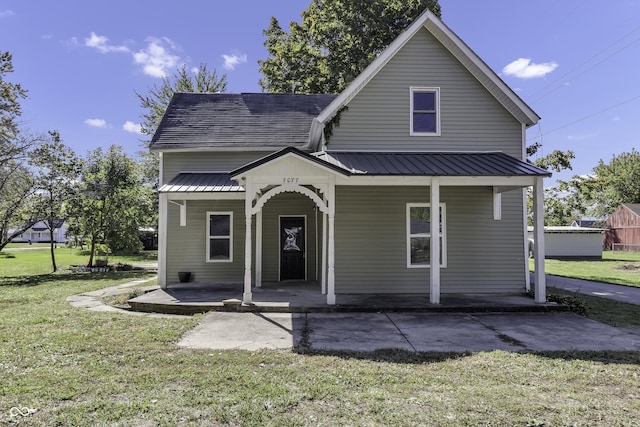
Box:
(0, 271, 155, 288)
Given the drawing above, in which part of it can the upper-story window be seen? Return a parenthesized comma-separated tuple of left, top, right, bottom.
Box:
(410, 87, 440, 136)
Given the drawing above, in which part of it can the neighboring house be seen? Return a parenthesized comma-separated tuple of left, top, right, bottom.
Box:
(604, 204, 640, 251)
(10, 220, 67, 244)
(528, 226, 604, 260)
(150, 10, 551, 305)
(570, 218, 599, 228)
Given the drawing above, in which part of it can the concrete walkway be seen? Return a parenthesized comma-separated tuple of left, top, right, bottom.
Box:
(177, 311, 640, 352)
(546, 274, 640, 305)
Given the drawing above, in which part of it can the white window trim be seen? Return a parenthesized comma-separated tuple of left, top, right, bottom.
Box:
(410, 86, 441, 136)
(406, 203, 447, 268)
(206, 211, 233, 263)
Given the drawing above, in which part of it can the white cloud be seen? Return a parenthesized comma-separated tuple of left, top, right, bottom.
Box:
(84, 118, 108, 128)
(133, 37, 180, 78)
(123, 121, 142, 134)
(0, 9, 15, 17)
(502, 58, 558, 79)
(85, 32, 129, 54)
(222, 52, 247, 70)
(567, 133, 594, 141)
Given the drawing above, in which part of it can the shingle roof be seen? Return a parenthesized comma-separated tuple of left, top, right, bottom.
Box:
(318, 151, 551, 177)
(159, 173, 243, 193)
(150, 93, 337, 150)
(623, 204, 640, 217)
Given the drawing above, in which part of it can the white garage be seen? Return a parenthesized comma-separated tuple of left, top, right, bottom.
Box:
(528, 226, 604, 260)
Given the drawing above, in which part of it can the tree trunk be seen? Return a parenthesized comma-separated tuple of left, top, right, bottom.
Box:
(49, 227, 57, 272)
(87, 234, 96, 268)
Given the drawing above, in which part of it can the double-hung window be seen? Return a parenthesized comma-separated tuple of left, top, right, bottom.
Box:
(407, 203, 446, 268)
(410, 87, 440, 135)
(207, 212, 232, 262)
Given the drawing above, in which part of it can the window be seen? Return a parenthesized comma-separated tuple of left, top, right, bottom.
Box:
(410, 87, 440, 135)
(207, 212, 232, 262)
(407, 203, 446, 268)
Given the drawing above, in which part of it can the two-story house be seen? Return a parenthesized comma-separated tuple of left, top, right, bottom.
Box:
(150, 9, 550, 306)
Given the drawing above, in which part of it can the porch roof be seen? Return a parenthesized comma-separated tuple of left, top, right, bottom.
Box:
(159, 172, 243, 193)
(317, 151, 552, 177)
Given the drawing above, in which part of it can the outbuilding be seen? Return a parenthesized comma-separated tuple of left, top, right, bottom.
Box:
(529, 226, 604, 260)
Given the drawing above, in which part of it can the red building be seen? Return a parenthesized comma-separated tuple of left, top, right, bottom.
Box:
(604, 204, 640, 251)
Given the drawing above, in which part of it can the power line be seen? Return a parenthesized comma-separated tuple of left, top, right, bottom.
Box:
(528, 25, 640, 103)
(527, 94, 640, 140)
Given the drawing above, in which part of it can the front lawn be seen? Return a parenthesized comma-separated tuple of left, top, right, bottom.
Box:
(1, 248, 640, 425)
(531, 250, 640, 288)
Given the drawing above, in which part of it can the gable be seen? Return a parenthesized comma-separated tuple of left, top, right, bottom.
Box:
(324, 27, 524, 156)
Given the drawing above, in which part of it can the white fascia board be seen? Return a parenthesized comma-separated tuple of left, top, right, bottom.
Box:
(166, 192, 245, 200)
(335, 175, 536, 187)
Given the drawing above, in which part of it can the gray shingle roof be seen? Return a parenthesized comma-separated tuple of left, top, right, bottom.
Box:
(150, 93, 337, 150)
(623, 204, 640, 217)
(318, 151, 551, 176)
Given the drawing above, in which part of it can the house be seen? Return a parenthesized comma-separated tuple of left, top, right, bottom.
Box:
(528, 226, 604, 260)
(10, 220, 68, 244)
(570, 218, 599, 228)
(150, 9, 550, 305)
(604, 204, 640, 251)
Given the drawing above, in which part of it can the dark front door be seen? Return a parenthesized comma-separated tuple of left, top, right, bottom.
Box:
(280, 216, 305, 281)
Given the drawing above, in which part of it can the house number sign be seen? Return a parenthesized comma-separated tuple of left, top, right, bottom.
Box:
(282, 177, 300, 183)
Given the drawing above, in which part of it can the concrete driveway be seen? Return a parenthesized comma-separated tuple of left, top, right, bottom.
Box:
(177, 312, 640, 352)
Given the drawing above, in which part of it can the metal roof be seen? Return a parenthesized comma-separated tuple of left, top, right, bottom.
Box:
(319, 151, 551, 177)
(158, 173, 243, 193)
(150, 93, 337, 150)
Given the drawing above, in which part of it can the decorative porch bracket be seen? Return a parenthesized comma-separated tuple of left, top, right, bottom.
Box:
(169, 200, 187, 226)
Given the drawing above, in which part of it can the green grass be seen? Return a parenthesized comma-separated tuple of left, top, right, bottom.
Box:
(1, 249, 640, 425)
(531, 250, 640, 287)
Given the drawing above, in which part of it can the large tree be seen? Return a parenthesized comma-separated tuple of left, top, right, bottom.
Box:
(68, 145, 149, 266)
(29, 131, 81, 271)
(136, 63, 228, 143)
(259, 0, 441, 94)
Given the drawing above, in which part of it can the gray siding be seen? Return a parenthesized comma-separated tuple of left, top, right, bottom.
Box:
(162, 151, 272, 184)
(334, 186, 526, 294)
(165, 192, 320, 284)
(328, 28, 523, 157)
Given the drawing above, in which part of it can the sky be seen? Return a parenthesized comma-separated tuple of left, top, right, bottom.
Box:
(1, 0, 638, 185)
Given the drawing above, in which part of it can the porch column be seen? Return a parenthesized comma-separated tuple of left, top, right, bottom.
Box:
(321, 207, 327, 294)
(243, 178, 253, 304)
(158, 193, 168, 289)
(255, 209, 263, 288)
(430, 177, 441, 304)
(327, 176, 336, 305)
(533, 176, 547, 302)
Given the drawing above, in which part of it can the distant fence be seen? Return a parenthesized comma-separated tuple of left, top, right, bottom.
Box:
(612, 243, 640, 252)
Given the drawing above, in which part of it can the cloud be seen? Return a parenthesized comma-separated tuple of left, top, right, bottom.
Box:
(84, 118, 108, 128)
(123, 121, 142, 134)
(222, 52, 247, 70)
(0, 9, 14, 17)
(85, 32, 129, 54)
(133, 37, 180, 78)
(502, 58, 558, 79)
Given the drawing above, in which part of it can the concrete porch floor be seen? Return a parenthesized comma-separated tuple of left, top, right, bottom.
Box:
(128, 281, 565, 315)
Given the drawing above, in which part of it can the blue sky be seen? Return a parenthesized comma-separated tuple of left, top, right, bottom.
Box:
(1, 0, 638, 184)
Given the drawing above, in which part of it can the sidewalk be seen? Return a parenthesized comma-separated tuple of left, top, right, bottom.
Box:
(545, 274, 640, 305)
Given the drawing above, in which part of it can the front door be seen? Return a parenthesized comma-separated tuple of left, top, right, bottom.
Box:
(280, 216, 306, 281)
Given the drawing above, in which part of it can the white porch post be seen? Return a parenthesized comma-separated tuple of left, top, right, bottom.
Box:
(533, 176, 546, 302)
(255, 209, 263, 288)
(158, 193, 168, 289)
(243, 178, 253, 304)
(327, 176, 336, 305)
(321, 208, 327, 294)
(430, 177, 441, 304)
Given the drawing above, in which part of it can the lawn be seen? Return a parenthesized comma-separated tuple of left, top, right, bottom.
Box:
(1, 248, 640, 425)
(531, 250, 640, 287)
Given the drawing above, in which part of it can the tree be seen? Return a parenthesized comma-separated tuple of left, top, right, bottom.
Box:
(258, 0, 441, 94)
(136, 63, 228, 142)
(0, 51, 27, 148)
(29, 131, 81, 271)
(578, 150, 640, 218)
(68, 145, 149, 266)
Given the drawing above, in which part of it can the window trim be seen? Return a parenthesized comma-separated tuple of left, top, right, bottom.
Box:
(406, 203, 447, 268)
(410, 86, 441, 136)
(206, 211, 233, 263)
